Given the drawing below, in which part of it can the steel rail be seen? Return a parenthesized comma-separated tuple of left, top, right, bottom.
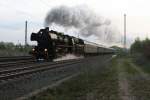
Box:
(0, 59, 35, 67)
(0, 56, 32, 62)
(0, 59, 82, 81)
(0, 59, 79, 75)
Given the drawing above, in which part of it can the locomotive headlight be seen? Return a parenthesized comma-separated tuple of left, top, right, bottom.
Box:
(32, 48, 35, 51)
(44, 49, 47, 52)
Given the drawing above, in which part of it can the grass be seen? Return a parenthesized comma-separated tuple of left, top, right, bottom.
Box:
(121, 57, 150, 100)
(0, 42, 32, 56)
(132, 54, 150, 73)
(0, 49, 29, 56)
(28, 57, 120, 100)
(123, 59, 138, 75)
(110, 57, 150, 100)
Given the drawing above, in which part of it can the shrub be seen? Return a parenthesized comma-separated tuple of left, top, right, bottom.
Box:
(130, 38, 150, 59)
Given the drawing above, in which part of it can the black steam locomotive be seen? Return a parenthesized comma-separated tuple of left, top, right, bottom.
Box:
(30, 27, 115, 60)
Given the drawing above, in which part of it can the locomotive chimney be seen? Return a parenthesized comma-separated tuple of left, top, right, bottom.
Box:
(45, 27, 49, 32)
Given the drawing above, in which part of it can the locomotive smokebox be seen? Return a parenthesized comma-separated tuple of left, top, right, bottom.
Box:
(31, 33, 38, 41)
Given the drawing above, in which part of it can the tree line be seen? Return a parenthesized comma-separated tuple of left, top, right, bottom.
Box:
(0, 42, 33, 56)
(130, 38, 150, 59)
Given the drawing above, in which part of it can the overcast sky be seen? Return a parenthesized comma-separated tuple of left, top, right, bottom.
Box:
(0, 0, 150, 47)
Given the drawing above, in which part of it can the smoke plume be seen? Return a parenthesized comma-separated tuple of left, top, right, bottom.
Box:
(45, 5, 119, 45)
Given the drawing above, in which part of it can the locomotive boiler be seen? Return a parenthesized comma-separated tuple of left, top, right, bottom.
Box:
(30, 27, 115, 60)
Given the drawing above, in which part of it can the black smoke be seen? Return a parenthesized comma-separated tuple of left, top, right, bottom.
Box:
(44, 5, 119, 45)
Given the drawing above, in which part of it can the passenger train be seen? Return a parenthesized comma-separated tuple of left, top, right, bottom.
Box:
(30, 27, 115, 60)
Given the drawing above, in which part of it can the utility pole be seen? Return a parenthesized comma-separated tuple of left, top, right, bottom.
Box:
(124, 14, 126, 49)
(25, 21, 28, 46)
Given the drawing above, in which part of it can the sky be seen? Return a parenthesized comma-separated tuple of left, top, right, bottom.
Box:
(0, 0, 150, 47)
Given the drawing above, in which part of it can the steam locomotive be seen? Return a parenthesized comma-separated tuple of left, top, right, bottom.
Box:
(30, 27, 115, 60)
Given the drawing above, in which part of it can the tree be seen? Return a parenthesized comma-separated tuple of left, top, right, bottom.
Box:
(130, 38, 142, 53)
(130, 37, 150, 59)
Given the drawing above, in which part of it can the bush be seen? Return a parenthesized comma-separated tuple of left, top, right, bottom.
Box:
(0, 42, 33, 56)
(130, 38, 150, 59)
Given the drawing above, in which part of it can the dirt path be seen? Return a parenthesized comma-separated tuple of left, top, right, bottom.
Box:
(117, 58, 150, 100)
(117, 59, 131, 100)
(128, 61, 150, 100)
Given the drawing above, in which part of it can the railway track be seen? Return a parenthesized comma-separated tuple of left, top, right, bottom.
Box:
(0, 59, 35, 68)
(0, 55, 113, 100)
(0, 56, 35, 70)
(0, 56, 32, 62)
(0, 58, 82, 82)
